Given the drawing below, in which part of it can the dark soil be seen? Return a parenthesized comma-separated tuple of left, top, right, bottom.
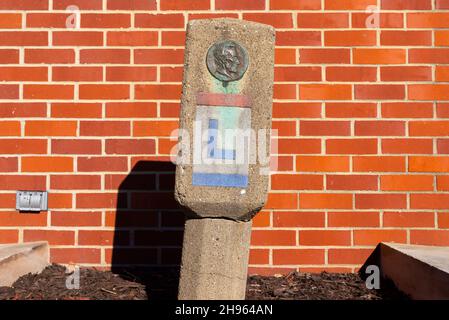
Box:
(0, 264, 408, 300)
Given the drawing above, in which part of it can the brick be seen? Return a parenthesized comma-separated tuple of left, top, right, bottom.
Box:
(104, 173, 157, 190)
(300, 193, 352, 209)
(251, 230, 296, 246)
(352, 13, 403, 29)
(54, 0, 103, 10)
(51, 174, 101, 190)
(0, 230, 18, 244)
(408, 13, 449, 28)
(81, 14, 130, 28)
(328, 212, 379, 227)
(438, 104, 449, 118)
(0, 32, 47, 46)
(436, 66, 449, 82)
(271, 0, 321, 10)
(0, 85, 19, 99)
(276, 138, 321, 154)
(410, 230, 449, 246)
(300, 230, 351, 246)
(0, 194, 15, 208)
(273, 211, 325, 228)
(328, 249, 373, 265)
(326, 67, 377, 82)
(249, 249, 269, 265)
(106, 67, 156, 82)
(381, 175, 433, 191)
(243, 13, 293, 28)
(355, 85, 405, 100)
(0, 49, 19, 64)
(355, 194, 407, 209)
(160, 102, 181, 118)
(51, 211, 101, 227)
(273, 102, 321, 118)
(326, 103, 377, 118)
(0, 0, 48, 10)
(325, 31, 376, 46)
(135, 84, 181, 100)
(354, 230, 407, 246)
(297, 13, 348, 28)
(327, 175, 378, 191)
(271, 174, 323, 190)
(411, 194, 449, 209)
(273, 249, 324, 265)
(135, 14, 184, 28)
(439, 212, 449, 228)
(53, 67, 103, 82)
(81, 49, 130, 64)
(105, 248, 157, 265)
(0, 139, 47, 154)
(161, 31, 185, 46)
(382, 102, 433, 118)
(438, 139, 449, 154)
(216, 0, 264, 10)
(79, 84, 129, 100)
(51, 248, 100, 264)
(107, 0, 156, 10)
(79, 230, 128, 246)
(107, 31, 158, 46)
(76, 193, 121, 209)
(105, 210, 158, 228)
(106, 102, 157, 118)
(24, 230, 74, 245)
(44, 193, 73, 210)
(410, 121, 449, 136)
(134, 49, 184, 65)
(275, 48, 296, 65)
(275, 66, 321, 82)
(160, 0, 209, 10)
(51, 103, 102, 119)
(437, 176, 449, 191)
(380, 31, 432, 46)
(273, 120, 296, 136)
(297, 156, 349, 172)
(0, 103, 46, 118)
(80, 121, 130, 137)
(325, 0, 376, 9)
(188, 13, 239, 21)
(105, 139, 156, 155)
(382, 139, 433, 154)
(437, 0, 449, 9)
(382, 0, 431, 9)
(0, 121, 20, 136)
(0, 14, 22, 29)
(26, 13, 70, 28)
(25, 49, 75, 64)
(274, 84, 296, 100)
(78, 157, 128, 172)
(410, 49, 449, 64)
(409, 157, 449, 173)
(0, 157, 18, 172)
(134, 121, 179, 137)
(25, 121, 77, 137)
(53, 31, 103, 46)
(0, 175, 46, 190)
(300, 120, 350, 136)
(24, 85, 73, 100)
(265, 193, 298, 209)
(0, 211, 47, 226)
(276, 31, 321, 46)
(273, 156, 294, 172)
(384, 211, 435, 228)
(435, 31, 449, 47)
(22, 157, 73, 172)
(300, 49, 350, 64)
(381, 66, 432, 82)
(160, 66, 183, 82)
(300, 84, 352, 100)
(355, 121, 405, 136)
(327, 139, 377, 155)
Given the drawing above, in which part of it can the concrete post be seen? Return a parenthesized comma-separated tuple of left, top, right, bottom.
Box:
(174, 19, 275, 300)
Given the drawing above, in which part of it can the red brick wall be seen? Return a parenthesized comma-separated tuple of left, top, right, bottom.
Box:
(0, 0, 448, 274)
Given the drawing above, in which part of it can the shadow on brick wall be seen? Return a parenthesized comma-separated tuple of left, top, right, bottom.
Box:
(111, 160, 184, 300)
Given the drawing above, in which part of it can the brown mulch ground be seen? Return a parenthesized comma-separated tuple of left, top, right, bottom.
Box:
(0, 264, 408, 300)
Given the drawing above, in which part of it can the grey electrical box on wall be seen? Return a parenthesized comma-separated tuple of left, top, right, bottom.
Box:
(16, 191, 48, 212)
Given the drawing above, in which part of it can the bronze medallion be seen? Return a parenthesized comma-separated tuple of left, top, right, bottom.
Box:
(206, 40, 249, 82)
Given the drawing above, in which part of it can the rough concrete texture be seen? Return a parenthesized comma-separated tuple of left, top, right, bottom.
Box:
(0, 241, 49, 287)
(175, 18, 275, 221)
(379, 243, 449, 299)
(178, 218, 252, 300)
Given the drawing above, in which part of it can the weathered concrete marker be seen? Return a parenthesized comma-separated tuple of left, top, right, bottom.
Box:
(175, 19, 275, 300)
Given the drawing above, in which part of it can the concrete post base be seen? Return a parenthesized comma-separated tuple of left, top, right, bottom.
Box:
(178, 218, 252, 300)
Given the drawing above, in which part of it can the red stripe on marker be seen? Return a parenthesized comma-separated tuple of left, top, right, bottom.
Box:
(196, 92, 251, 108)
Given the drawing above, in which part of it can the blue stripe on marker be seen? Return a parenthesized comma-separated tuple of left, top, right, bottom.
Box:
(207, 119, 236, 160)
(192, 173, 248, 188)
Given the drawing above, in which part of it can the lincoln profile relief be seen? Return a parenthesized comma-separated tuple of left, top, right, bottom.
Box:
(206, 40, 249, 82)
